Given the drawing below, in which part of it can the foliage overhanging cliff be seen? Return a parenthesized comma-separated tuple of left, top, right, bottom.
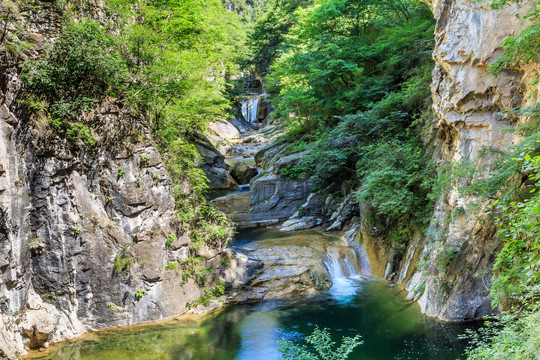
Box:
(244, 0, 540, 338)
(0, 0, 268, 357)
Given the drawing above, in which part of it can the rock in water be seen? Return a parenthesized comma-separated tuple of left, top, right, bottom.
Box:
(231, 162, 258, 185)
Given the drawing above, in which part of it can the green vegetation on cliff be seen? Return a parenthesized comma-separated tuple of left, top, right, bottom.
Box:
(464, 156, 540, 359)
(21, 0, 243, 283)
(247, 0, 436, 242)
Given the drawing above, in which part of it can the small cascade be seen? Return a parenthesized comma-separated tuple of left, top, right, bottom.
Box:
(323, 226, 372, 303)
(241, 97, 261, 123)
(324, 250, 359, 279)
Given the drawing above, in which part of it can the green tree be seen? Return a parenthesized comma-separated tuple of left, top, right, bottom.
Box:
(244, 0, 313, 73)
(266, 0, 434, 129)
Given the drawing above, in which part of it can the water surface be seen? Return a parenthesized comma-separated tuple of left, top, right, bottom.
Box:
(32, 230, 478, 360)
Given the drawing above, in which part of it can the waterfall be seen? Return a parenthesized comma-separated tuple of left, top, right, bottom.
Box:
(323, 226, 371, 303)
(324, 251, 359, 279)
(241, 97, 260, 123)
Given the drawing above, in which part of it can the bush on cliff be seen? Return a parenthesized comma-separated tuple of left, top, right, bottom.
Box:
(464, 156, 540, 359)
(251, 0, 436, 241)
(22, 0, 245, 248)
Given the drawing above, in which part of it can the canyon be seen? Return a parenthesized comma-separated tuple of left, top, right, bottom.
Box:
(0, 0, 537, 358)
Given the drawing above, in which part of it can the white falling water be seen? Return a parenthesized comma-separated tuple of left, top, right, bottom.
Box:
(324, 251, 359, 279)
(323, 226, 371, 303)
(241, 97, 260, 123)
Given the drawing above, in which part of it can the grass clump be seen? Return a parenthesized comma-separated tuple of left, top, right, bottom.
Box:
(113, 254, 134, 274)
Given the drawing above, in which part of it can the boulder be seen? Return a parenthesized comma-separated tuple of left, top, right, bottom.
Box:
(208, 120, 241, 141)
(230, 162, 258, 185)
(205, 167, 238, 190)
(191, 134, 237, 190)
(211, 192, 251, 223)
(250, 171, 315, 223)
(229, 116, 257, 133)
(280, 217, 322, 232)
(230, 231, 334, 302)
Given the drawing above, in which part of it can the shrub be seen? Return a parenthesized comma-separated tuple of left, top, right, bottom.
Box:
(189, 205, 235, 250)
(462, 154, 540, 358)
(22, 20, 129, 146)
(355, 138, 436, 221)
(166, 233, 175, 247)
(27, 237, 42, 250)
(134, 289, 146, 301)
(140, 155, 150, 167)
(435, 244, 461, 271)
(486, 154, 540, 307)
(165, 262, 179, 270)
(181, 256, 213, 286)
(113, 255, 134, 274)
(278, 327, 362, 360)
(463, 310, 540, 360)
(188, 281, 226, 308)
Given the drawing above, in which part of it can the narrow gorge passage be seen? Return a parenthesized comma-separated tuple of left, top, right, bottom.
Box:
(4, 0, 539, 357)
(30, 115, 479, 359)
(10, 76, 503, 359)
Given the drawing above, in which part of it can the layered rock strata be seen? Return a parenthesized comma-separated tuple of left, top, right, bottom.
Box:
(0, 2, 255, 358)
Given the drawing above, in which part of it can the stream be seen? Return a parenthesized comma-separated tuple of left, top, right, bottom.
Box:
(32, 229, 479, 360)
(28, 95, 481, 359)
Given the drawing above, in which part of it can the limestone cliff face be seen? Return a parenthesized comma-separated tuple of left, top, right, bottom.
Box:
(360, 0, 537, 321)
(0, 3, 251, 358)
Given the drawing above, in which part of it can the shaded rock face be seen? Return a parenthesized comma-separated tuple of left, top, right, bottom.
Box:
(358, 0, 536, 321)
(192, 134, 238, 190)
(228, 116, 258, 134)
(0, 103, 255, 357)
(212, 192, 252, 224)
(250, 172, 314, 222)
(207, 120, 241, 156)
(250, 152, 316, 224)
(429, 0, 530, 161)
(230, 162, 258, 185)
(417, 0, 532, 321)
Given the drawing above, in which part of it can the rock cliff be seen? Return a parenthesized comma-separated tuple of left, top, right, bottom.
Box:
(1, 0, 538, 357)
(0, 2, 253, 358)
(360, 0, 537, 321)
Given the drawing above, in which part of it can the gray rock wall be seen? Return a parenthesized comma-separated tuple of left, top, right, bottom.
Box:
(360, 0, 537, 321)
(0, 2, 251, 358)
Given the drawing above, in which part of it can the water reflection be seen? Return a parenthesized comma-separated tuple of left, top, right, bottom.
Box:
(32, 229, 479, 360)
(34, 276, 476, 360)
(236, 308, 282, 360)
